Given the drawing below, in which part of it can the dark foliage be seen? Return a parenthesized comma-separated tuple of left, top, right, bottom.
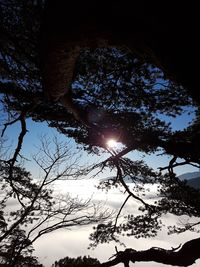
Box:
(52, 256, 100, 267)
(0, 227, 43, 267)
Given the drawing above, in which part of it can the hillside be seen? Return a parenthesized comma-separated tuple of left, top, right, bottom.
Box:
(178, 171, 200, 181)
(178, 171, 200, 189)
(187, 177, 200, 189)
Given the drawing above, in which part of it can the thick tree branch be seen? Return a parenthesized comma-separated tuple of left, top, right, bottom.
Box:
(100, 237, 200, 266)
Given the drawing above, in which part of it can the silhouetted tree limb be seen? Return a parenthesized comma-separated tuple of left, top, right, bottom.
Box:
(112, 195, 130, 234)
(1, 111, 28, 209)
(115, 161, 151, 208)
(41, 1, 200, 114)
(159, 161, 200, 171)
(100, 237, 200, 267)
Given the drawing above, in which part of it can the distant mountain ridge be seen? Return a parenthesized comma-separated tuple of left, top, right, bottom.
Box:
(100, 172, 200, 189)
(178, 171, 200, 181)
(178, 171, 200, 189)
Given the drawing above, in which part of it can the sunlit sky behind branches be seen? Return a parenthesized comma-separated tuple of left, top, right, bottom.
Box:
(1, 105, 198, 179)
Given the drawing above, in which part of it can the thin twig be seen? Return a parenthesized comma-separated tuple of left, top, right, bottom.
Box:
(1, 116, 20, 137)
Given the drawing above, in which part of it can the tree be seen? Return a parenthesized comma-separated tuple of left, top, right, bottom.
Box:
(0, 227, 44, 267)
(0, 135, 109, 266)
(52, 255, 100, 267)
(1, 0, 200, 266)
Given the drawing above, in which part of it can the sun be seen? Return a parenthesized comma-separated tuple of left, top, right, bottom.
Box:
(106, 139, 117, 148)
